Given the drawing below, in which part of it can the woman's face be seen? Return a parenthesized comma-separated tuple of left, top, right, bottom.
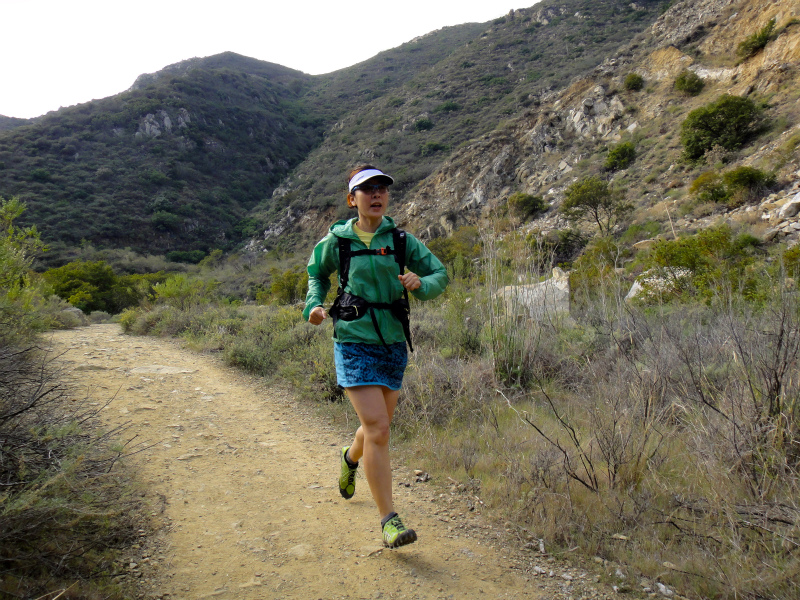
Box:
(350, 181, 389, 220)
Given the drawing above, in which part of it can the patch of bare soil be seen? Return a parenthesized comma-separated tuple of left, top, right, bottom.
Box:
(49, 324, 616, 600)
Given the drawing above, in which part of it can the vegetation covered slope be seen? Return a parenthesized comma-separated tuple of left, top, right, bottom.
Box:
(0, 0, 669, 264)
(0, 53, 323, 263)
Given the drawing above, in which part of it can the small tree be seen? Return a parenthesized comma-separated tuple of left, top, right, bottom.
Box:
(680, 95, 763, 160)
(674, 69, 705, 96)
(560, 176, 632, 235)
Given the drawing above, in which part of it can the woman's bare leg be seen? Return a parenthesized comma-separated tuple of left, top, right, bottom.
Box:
(345, 385, 399, 519)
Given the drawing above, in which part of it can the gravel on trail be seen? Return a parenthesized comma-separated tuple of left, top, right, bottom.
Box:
(49, 324, 624, 600)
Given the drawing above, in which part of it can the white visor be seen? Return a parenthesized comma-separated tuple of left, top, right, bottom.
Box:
(348, 169, 394, 192)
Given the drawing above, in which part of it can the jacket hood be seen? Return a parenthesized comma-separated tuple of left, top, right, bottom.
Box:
(329, 216, 397, 239)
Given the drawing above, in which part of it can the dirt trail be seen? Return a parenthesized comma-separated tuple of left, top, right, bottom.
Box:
(49, 325, 608, 600)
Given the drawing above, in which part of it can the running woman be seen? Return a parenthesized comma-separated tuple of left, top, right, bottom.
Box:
(303, 164, 448, 547)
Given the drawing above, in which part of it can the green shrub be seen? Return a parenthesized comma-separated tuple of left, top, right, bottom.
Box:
(638, 225, 764, 302)
(674, 69, 705, 96)
(624, 73, 644, 91)
(507, 192, 547, 219)
(604, 141, 637, 171)
(433, 101, 461, 113)
(166, 249, 207, 263)
(151, 210, 181, 231)
(689, 171, 730, 204)
(419, 141, 449, 156)
(426, 226, 481, 277)
(680, 95, 764, 160)
(266, 267, 308, 305)
(737, 18, 775, 58)
(722, 165, 775, 192)
(414, 118, 433, 131)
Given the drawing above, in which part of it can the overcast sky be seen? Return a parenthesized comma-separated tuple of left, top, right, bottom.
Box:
(1, 0, 528, 119)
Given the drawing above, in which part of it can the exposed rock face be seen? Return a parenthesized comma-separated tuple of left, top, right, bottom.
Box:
(395, 0, 800, 243)
(495, 267, 571, 319)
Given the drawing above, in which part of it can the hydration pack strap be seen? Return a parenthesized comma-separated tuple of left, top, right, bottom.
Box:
(333, 229, 413, 351)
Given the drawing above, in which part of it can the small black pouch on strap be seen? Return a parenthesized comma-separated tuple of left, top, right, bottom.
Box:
(329, 292, 370, 323)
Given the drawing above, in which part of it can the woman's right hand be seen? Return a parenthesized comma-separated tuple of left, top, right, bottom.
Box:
(308, 305, 327, 325)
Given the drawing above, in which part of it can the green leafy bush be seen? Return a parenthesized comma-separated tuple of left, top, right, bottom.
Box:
(433, 101, 461, 113)
(414, 118, 434, 131)
(623, 73, 644, 91)
(43, 260, 166, 314)
(737, 18, 775, 58)
(673, 69, 704, 96)
(689, 166, 775, 207)
(637, 225, 764, 302)
(151, 210, 182, 231)
(689, 171, 729, 204)
(420, 141, 449, 156)
(680, 95, 764, 160)
(604, 141, 637, 171)
(166, 249, 207, 264)
(722, 165, 775, 192)
(264, 267, 308, 304)
(507, 192, 547, 219)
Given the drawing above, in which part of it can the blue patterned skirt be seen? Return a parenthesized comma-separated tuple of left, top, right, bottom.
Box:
(334, 342, 408, 390)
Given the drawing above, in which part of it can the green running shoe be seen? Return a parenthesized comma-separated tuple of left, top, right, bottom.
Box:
(339, 446, 358, 499)
(382, 514, 417, 548)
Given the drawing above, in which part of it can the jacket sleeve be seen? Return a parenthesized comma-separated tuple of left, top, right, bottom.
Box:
(405, 233, 449, 301)
(302, 233, 339, 321)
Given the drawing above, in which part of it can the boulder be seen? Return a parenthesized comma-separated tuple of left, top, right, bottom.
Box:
(778, 193, 800, 219)
(495, 267, 570, 319)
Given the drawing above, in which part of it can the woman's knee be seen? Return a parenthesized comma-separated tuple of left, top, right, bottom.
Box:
(363, 420, 391, 446)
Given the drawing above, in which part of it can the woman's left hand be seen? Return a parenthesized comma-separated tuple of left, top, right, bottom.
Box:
(398, 271, 421, 291)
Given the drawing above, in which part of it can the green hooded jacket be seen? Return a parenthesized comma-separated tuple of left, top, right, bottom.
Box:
(303, 216, 448, 345)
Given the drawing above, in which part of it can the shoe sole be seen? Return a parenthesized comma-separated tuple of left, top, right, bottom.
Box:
(384, 528, 417, 548)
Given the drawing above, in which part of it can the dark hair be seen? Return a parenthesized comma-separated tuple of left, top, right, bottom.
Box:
(347, 164, 378, 184)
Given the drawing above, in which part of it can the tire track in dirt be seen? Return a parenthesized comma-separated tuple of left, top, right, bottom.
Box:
(49, 324, 609, 600)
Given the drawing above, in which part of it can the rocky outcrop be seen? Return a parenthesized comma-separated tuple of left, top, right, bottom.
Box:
(134, 109, 190, 140)
(495, 267, 571, 319)
(396, 0, 800, 244)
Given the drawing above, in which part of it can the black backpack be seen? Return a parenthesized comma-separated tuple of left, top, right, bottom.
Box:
(328, 228, 413, 351)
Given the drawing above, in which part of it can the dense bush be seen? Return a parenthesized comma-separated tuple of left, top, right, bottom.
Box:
(673, 68, 704, 96)
(42, 260, 167, 314)
(689, 170, 729, 204)
(623, 72, 644, 91)
(689, 166, 775, 207)
(680, 95, 764, 160)
(507, 192, 547, 219)
(737, 18, 776, 58)
(414, 118, 434, 131)
(635, 225, 764, 302)
(604, 141, 636, 170)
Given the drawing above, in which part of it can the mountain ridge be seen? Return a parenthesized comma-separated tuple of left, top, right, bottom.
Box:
(3, 0, 796, 268)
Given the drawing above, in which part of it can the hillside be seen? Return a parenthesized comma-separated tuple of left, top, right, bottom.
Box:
(0, 53, 324, 263)
(393, 0, 800, 249)
(251, 0, 670, 248)
(0, 0, 668, 265)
